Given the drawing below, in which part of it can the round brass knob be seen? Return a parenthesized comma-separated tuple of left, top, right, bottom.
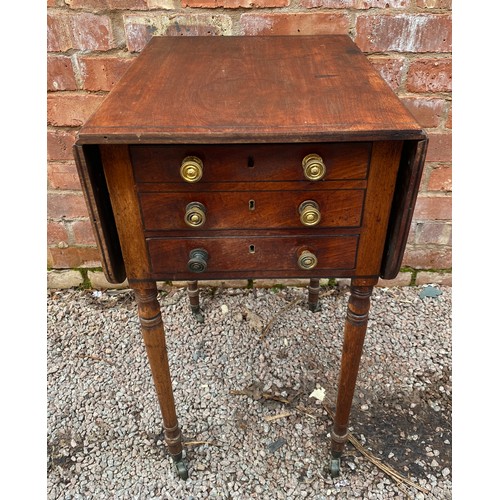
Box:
(188, 248, 209, 273)
(299, 200, 321, 227)
(185, 202, 206, 227)
(298, 250, 318, 270)
(180, 156, 203, 183)
(302, 154, 326, 181)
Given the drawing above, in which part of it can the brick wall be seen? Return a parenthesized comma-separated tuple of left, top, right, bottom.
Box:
(47, 0, 452, 283)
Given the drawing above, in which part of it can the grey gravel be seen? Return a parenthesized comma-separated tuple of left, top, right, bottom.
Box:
(47, 284, 451, 499)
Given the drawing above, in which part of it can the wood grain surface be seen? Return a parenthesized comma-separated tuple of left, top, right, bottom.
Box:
(77, 35, 424, 145)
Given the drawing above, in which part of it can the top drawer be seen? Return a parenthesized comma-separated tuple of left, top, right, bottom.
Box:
(130, 143, 371, 184)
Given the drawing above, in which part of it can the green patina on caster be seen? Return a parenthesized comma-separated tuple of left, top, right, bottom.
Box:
(174, 458, 188, 480)
(330, 456, 341, 478)
(308, 303, 321, 313)
(192, 308, 204, 323)
(191, 306, 205, 323)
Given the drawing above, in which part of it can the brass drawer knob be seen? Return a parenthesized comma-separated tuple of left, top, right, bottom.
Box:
(180, 156, 203, 183)
(188, 248, 209, 273)
(298, 250, 318, 270)
(185, 202, 206, 227)
(299, 200, 321, 226)
(302, 154, 326, 181)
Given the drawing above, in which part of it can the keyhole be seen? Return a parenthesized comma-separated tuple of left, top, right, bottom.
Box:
(248, 156, 254, 168)
(249, 199, 255, 211)
(249, 244, 255, 254)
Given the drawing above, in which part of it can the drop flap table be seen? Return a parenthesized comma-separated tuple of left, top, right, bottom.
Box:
(74, 35, 427, 479)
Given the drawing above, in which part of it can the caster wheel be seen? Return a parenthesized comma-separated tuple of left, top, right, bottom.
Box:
(191, 308, 204, 323)
(174, 459, 188, 480)
(308, 303, 321, 313)
(330, 457, 341, 478)
(193, 312, 204, 323)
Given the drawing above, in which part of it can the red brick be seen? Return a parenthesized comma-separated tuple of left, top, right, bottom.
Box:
(355, 14, 452, 53)
(368, 56, 406, 91)
(124, 22, 152, 53)
(48, 161, 81, 190)
(416, 0, 452, 8)
(413, 195, 451, 220)
(406, 221, 418, 245)
(402, 245, 451, 270)
(240, 13, 350, 36)
(124, 14, 232, 52)
(183, 0, 288, 6)
(48, 55, 77, 91)
(445, 105, 451, 129)
(72, 13, 115, 51)
(427, 165, 451, 192)
(147, 0, 176, 7)
(48, 192, 89, 220)
(48, 12, 114, 52)
(400, 97, 446, 128)
(78, 56, 135, 91)
(426, 132, 452, 162)
(406, 58, 451, 92)
(66, 0, 147, 8)
(301, 0, 407, 7)
(48, 247, 101, 269)
(47, 129, 78, 161)
(415, 271, 452, 287)
(47, 12, 73, 52)
(47, 221, 69, 245)
(163, 23, 224, 36)
(72, 220, 97, 245)
(416, 222, 451, 245)
(47, 93, 105, 127)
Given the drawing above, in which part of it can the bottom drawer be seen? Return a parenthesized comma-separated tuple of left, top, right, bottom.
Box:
(148, 234, 358, 280)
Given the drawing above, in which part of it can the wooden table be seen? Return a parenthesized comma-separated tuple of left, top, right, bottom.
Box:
(74, 35, 427, 479)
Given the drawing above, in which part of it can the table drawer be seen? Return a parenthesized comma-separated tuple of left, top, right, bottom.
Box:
(131, 143, 371, 184)
(139, 189, 364, 231)
(148, 234, 358, 277)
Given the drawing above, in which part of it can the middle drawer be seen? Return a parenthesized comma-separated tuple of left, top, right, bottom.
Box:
(139, 189, 365, 231)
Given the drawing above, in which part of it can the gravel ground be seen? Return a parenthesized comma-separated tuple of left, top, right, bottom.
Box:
(47, 284, 451, 499)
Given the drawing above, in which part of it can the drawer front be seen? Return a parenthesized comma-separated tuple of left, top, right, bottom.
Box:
(139, 189, 364, 231)
(148, 234, 358, 278)
(131, 143, 371, 184)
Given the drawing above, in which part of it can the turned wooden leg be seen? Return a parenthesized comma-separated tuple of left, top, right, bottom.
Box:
(308, 278, 321, 312)
(187, 280, 204, 323)
(133, 284, 187, 479)
(330, 277, 377, 476)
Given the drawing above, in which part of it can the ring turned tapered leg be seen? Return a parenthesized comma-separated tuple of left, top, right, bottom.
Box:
(308, 278, 321, 312)
(133, 284, 187, 479)
(187, 280, 204, 323)
(330, 278, 377, 477)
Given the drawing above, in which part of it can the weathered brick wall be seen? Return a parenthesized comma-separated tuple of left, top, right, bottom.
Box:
(47, 0, 452, 284)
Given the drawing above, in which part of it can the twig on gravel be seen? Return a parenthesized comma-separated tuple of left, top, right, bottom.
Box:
(322, 404, 430, 496)
(259, 297, 303, 340)
(347, 433, 430, 496)
(76, 354, 114, 365)
(319, 288, 340, 300)
(184, 441, 220, 447)
(259, 287, 341, 341)
(263, 412, 292, 422)
(230, 388, 291, 405)
(295, 404, 320, 420)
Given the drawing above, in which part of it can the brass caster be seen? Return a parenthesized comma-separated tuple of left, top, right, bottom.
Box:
(174, 459, 188, 480)
(330, 457, 341, 478)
